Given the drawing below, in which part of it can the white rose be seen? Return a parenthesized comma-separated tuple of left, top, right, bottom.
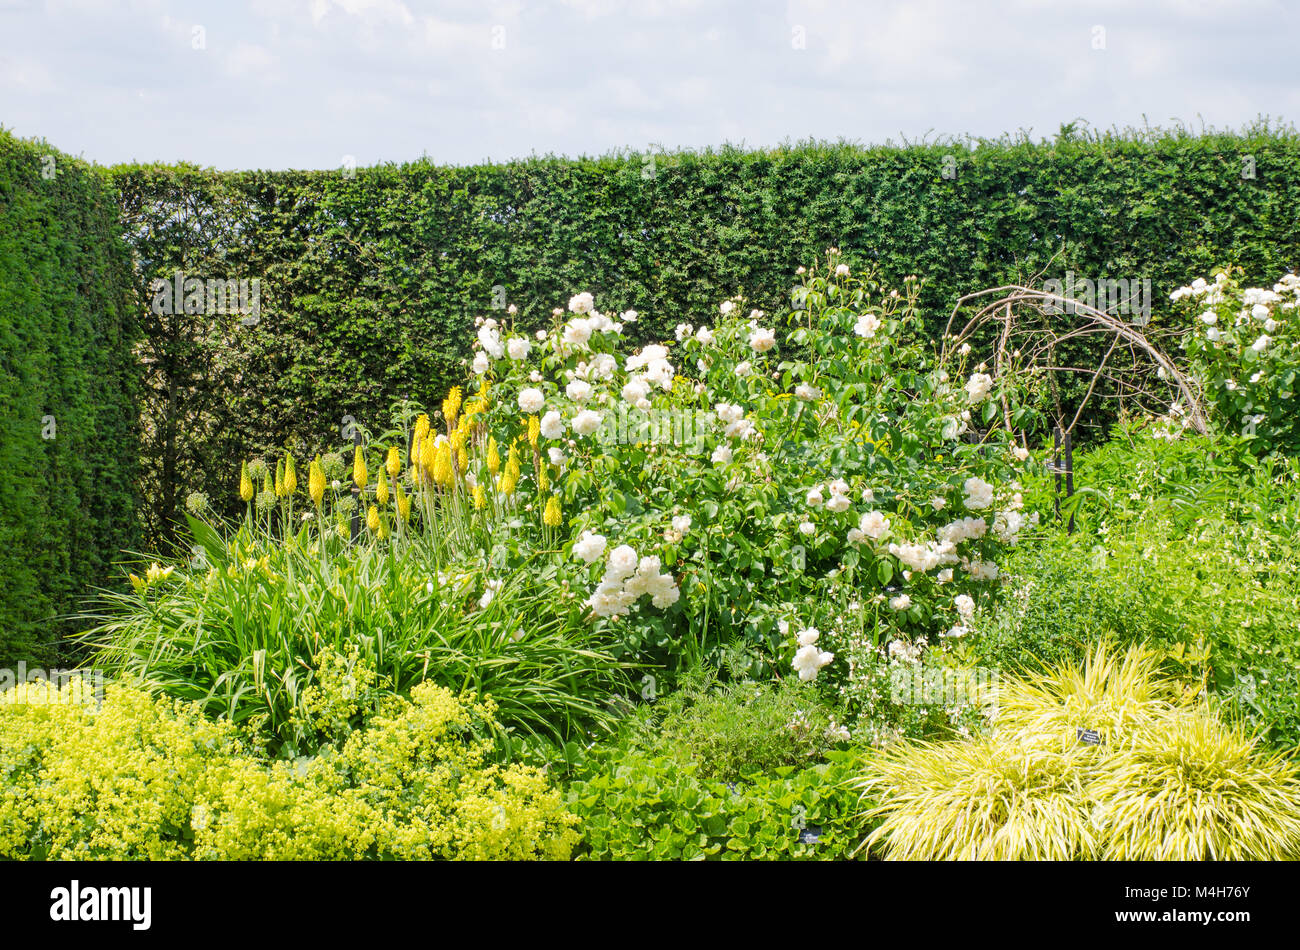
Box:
(540, 410, 564, 440)
(472, 351, 489, 375)
(853, 314, 880, 338)
(889, 594, 911, 611)
(965, 372, 994, 403)
(748, 327, 777, 353)
(963, 477, 994, 510)
(671, 514, 692, 534)
(806, 487, 825, 507)
(622, 378, 649, 404)
(518, 388, 545, 413)
(572, 409, 603, 437)
(859, 510, 890, 539)
(798, 519, 816, 536)
(792, 644, 834, 682)
(712, 445, 733, 465)
(605, 544, 639, 580)
(506, 336, 531, 361)
(734, 360, 753, 377)
(573, 531, 607, 564)
(566, 379, 592, 402)
(568, 292, 594, 314)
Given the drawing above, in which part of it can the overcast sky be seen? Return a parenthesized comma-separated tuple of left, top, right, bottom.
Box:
(1, 0, 1295, 170)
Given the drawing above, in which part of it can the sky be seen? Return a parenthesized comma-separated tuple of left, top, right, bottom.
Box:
(1, 0, 1296, 171)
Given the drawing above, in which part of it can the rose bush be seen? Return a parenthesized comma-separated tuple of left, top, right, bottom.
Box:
(1171, 267, 1300, 453)
(89, 251, 1038, 747)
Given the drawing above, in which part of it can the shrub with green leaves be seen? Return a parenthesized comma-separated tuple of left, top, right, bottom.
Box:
(605, 672, 845, 784)
(0, 129, 139, 666)
(0, 663, 580, 860)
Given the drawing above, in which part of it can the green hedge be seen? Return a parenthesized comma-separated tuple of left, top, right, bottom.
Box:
(0, 130, 139, 665)
(109, 123, 1300, 544)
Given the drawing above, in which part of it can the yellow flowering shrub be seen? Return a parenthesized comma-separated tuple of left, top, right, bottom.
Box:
(0, 664, 579, 861)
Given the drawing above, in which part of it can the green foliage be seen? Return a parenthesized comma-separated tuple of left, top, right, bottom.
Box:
(566, 749, 869, 860)
(860, 644, 1300, 860)
(972, 425, 1300, 750)
(0, 666, 580, 860)
(601, 673, 845, 784)
(109, 124, 1300, 545)
(0, 129, 139, 666)
(78, 518, 630, 758)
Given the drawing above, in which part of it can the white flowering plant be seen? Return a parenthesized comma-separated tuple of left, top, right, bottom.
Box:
(447, 251, 1035, 709)
(1171, 267, 1300, 454)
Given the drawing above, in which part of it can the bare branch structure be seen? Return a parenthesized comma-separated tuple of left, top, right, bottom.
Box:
(941, 285, 1208, 440)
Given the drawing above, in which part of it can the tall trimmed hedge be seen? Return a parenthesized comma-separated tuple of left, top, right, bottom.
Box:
(110, 124, 1300, 545)
(0, 130, 139, 665)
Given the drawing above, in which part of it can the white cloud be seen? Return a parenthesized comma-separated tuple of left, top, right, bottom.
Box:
(0, 0, 1290, 169)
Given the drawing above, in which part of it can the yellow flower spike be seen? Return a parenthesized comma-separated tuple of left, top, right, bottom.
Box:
(376, 468, 390, 506)
(284, 452, 298, 496)
(353, 446, 368, 490)
(129, 573, 145, 594)
(274, 458, 285, 497)
(443, 386, 463, 428)
(538, 465, 550, 492)
(473, 484, 486, 510)
(420, 436, 438, 485)
(262, 470, 273, 496)
(433, 441, 455, 487)
(386, 446, 401, 479)
(239, 461, 254, 502)
(309, 456, 325, 506)
(410, 433, 425, 483)
(527, 415, 540, 449)
(486, 437, 501, 476)
(378, 517, 390, 540)
(366, 505, 380, 533)
(395, 483, 411, 521)
(543, 495, 562, 527)
(414, 413, 431, 448)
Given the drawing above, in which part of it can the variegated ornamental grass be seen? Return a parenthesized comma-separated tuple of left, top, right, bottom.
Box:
(858, 643, 1300, 860)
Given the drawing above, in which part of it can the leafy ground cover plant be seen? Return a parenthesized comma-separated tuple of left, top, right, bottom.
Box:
(565, 749, 869, 860)
(0, 658, 579, 860)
